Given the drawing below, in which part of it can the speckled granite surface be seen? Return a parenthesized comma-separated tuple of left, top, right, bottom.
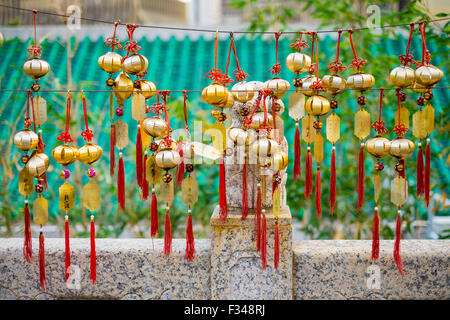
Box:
(293, 240, 450, 300)
(0, 238, 211, 300)
(210, 205, 293, 300)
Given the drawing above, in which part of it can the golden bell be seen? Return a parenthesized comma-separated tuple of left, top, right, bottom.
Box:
(23, 58, 50, 80)
(322, 74, 346, 95)
(202, 83, 229, 106)
(365, 136, 391, 159)
(286, 52, 311, 74)
(390, 65, 415, 87)
(271, 150, 289, 171)
(122, 53, 148, 76)
(78, 143, 103, 165)
(346, 73, 375, 91)
(263, 78, 290, 99)
(98, 51, 123, 74)
(52, 145, 79, 166)
(389, 137, 415, 159)
(299, 75, 317, 96)
(155, 149, 181, 169)
(139, 80, 156, 99)
(250, 112, 273, 130)
(13, 129, 39, 151)
(414, 64, 443, 87)
(231, 81, 255, 103)
(142, 117, 168, 138)
(251, 136, 280, 161)
(114, 72, 134, 103)
(25, 152, 49, 177)
(228, 127, 257, 146)
(305, 95, 330, 116)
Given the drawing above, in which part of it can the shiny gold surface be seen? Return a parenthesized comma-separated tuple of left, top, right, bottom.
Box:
(305, 95, 330, 116)
(354, 109, 371, 140)
(23, 58, 50, 80)
(346, 73, 375, 90)
(231, 81, 254, 103)
(326, 113, 340, 144)
(271, 150, 289, 171)
(140, 80, 156, 99)
(146, 154, 161, 185)
(389, 137, 415, 158)
(113, 72, 134, 103)
(263, 78, 290, 99)
(286, 52, 311, 74)
(322, 74, 346, 95)
(288, 90, 305, 121)
(365, 136, 391, 159)
(390, 65, 415, 87)
(202, 83, 228, 106)
(142, 117, 169, 138)
(33, 196, 48, 226)
(59, 181, 75, 212)
(122, 53, 148, 76)
(114, 119, 129, 150)
(25, 152, 49, 177)
(14, 129, 39, 151)
(98, 51, 123, 74)
(415, 65, 443, 87)
(82, 179, 100, 212)
(181, 176, 199, 207)
(155, 149, 181, 169)
(52, 145, 79, 166)
(78, 144, 103, 164)
(18, 168, 34, 197)
(228, 127, 257, 146)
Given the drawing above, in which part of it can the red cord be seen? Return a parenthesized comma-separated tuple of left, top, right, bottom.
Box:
(229, 33, 248, 81)
(371, 88, 388, 134)
(57, 92, 73, 143)
(399, 23, 416, 66)
(347, 29, 367, 71)
(104, 20, 122, 51)
(206, 32, 233, 86)
(393, 88, 409, 136)
(418, 21, 431, 67)
(290, 32, 309, 51)
(81, 91, 93, 142)
(27, 10, 42, 57)
(123, 24, 141, 60)
(327, 29, 347, 73)
(182, 90, 190, 137)
(269, 32, 282, 75)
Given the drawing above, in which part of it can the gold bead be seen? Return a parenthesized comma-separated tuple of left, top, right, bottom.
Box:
(23, 58, 50, 80)
(365, 136, 391, 159)
(346, 73, 375, 91)
(78, 143, 103, 165)
(25, 152, 49, 177)
(98, 51, 123, 74)
(13, 129, 39, 151)
(263, 78, 290, 99)
(122, 53, 148, 76)
(322, 74, 346, 95)
(52, 145, 79, 166)
(305, 95, 330, 116)
(390, 65, 415, 87)
(415, 64, 443, 87)
(389, 137, 415, 159)
(142, 117, 168, 138)
(286, 52, 311, 74)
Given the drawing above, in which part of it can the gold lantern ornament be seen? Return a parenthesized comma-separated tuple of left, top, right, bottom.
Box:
(250, 112, 274, 130)
(122, 53, 148, 76)
(346, 73, 375, 91)
(365, 136, 391, 159)
(390, 65, 415, 88)
(322, 74, 346, 95)
(231, 81, 254, 103)
(271, 150, 289, 171)
(389, 137, 415, 159)
(52, 145, 79, 166)
(263, 78, 290, 99)
(113, 72, 134, 104)
(202, 83, 229, 107)
(228, 127, 257, 146)
(23, 58, 50, 80)
(25, 151, 50, 177)
(142, 116, 169, 138)
(250, 135, 280, 164)
(305, 95, 330, 116)
(414, 64, 443, 87)
(98, 51, 123, 74)
(139, 80, 157, 100)
(299, 75, 317, 96)
(286, 52, 311, 74)
(78, 144, 103, 165)
(14, 129, 39, 151)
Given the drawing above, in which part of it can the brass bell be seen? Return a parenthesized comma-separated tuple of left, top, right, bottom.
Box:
(286, 52, 311, 74)
(365, 136, 391, 159)
(231, 81, 255, 103)
(228, 127, 257, 146)
(271, 150, 289, 171)
(23, 58, 50, 80)
(13, 129, 39, 151)
(305, 95, 330, 116)
(202, 83, 229, 106)
(98, 51, 123, 74)
(414, 64, 443, 87)
(122, 53, 148, 76)
(142, 117, 168, 138)
(390, 65, 415, 87)
(250, 112, 274, 130)
(155, 148, 181, 169)
(25, 152, 49, 177)
(263, 78, 290, 99)
(78, 143, 103, 165)
(389, 137, 415, 159)
(52, 145, 79, 166)
(346, 73, 375, 91)
(114, 72, 134, 103)
(299, 75, 317, 96)
(322, 74, 346, 95)
(251, 136, 280, 161)
(139, 80, 156, 99)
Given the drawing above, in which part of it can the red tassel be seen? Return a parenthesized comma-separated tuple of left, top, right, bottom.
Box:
(150, 191, 159, 237)
(416, 144, 424, 197)
(261, 213, 267, 270)
(117, 154, 125, 211)
(372, 208, 380, 260)
(255, 185, 262, 252)
(110, 124, 115, 177)
(64, 217, 71, 282)
(23, 201, 33, 263)
(315, 167, 322, 217)
(176, 145, 184, 187)
(425, 139, 431, 207)
(293, 123, 301, 182)
(136, 127, 143, 189)
(90, 216, 96, 285)
(142, 153, 149, 200)
(185, 212, 195, 261)
(393, 212, 404, 275)
(329, 148, 336, 215)
(304, 149, 313, 199)
(218, 158, 228, 221)
(357, 145, 365, 211)
(163, 207, 172, 255)
(274, 222, 279, 269)
(241, 158, 248, 220)
(39, 231, 48, 292)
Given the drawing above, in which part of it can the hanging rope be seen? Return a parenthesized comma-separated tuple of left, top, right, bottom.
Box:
(104, 20, 122, 51)
(399, 23, 416, 66)
(371, 88, 388, 134)
(327, 29, 347, 73)
(57, 91, 74, 143)
(81, 91, 94, 142)
(348, 29, 367, 71)
(269, 32, 282, 75)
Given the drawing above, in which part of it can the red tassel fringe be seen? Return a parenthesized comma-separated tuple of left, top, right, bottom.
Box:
(315, 167, 322, 217)
(136, 128, 143, 189)
(185, 212, 195, 261)
(39, 231, 48, 292)
(90, 217, 96, 285)
(357, 146, 365, 211)
(23, 201, 33, 263)
(241, 158, 248, 220)
(425, 140, 431, 207)
(150, 191, 159, 237)
(110, 124, 115, 177)
(293, 124, 301, 182)
(372, 209, 380, 261)
(416, 144, 424, 197)
(304, 149, 313, 199)
(176, 146, 184, 188)
(65, 218, 71, 282)
(329, 148, 336, 215)
(261, 214, 267, 270)
(163, 208, 172, 255)
(142, 154, 149, 200)
(393, 212, 404, 275)
(118, 154, 125, 211)
(274, 222, 279, 269)
(218, 158, 228, 221)
(256, 186, 262, 252)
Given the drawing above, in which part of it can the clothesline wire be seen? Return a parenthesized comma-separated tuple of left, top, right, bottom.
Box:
(0, 3, 449, 35)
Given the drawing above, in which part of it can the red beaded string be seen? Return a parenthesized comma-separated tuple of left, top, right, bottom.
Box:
(348, 29, 367, 71)
(57, 92, 74, 143)
(27, 10, 42, 57)
(371, 88, 388, 134)
(327, 29, 347, 74)
(104, 20, 122, 51)
(399, 23, 416, 66)
(269, 32, 282, 75)
(81, 91, 93, 142)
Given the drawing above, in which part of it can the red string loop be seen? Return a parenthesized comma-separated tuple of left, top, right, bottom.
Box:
(229, 33, 248, 82)
(24, 90, 33, 129)
(206, 32, 233, 86)
(104, 20, 122, 51)
(417, 21, 431, 68)
(327, 29, 347, 74)
(182, 90, 190, 137)
(347, 29, 367, 71)
(393, 88, 409, 137)
(399, 23, 416, 66)
(81, 91, 94, 142)
(290, 32, 309, 52)
(28, 10, 42, 57)
(308, 32, 317, 74)
(57, 92, 74, 144)
(371, 88, 388, 134)
(123, 24, 141, 59)
(269, 32, 282, 75)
